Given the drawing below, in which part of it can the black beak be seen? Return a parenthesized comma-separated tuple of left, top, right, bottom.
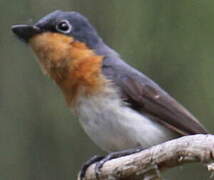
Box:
(11, 24, 42, 42)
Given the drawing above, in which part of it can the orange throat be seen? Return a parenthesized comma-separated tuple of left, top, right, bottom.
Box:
(29, 32, 106, 105)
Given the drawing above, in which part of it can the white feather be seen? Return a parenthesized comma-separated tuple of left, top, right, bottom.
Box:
(74, 87, 177, 152)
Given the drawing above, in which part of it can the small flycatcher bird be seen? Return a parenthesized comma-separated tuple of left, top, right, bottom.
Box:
(12, 10, 207, 178)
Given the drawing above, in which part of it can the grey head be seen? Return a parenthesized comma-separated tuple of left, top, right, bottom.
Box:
(12, 10, 103, 49)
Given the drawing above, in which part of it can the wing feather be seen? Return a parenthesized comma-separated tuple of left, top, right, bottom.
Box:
(119, 75, 207, 135)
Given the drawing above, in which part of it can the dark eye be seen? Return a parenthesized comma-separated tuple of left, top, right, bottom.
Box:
(56, 20, 72, 34)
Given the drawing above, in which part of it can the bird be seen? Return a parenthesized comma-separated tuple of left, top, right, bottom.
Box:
(12, 10, 207, 179)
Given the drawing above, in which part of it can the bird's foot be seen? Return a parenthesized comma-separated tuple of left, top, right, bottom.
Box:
(95, 146, 144, 179)
(79, 147, 144, 180)
(79, 155, 104, 180)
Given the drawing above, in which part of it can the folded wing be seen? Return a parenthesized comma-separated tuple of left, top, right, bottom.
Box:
(119, 75, 207, 135)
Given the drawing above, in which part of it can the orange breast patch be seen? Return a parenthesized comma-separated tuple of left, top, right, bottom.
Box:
(29, 32, 106, 105)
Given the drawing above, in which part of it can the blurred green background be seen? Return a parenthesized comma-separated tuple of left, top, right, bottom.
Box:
(1, 0, 214, 179)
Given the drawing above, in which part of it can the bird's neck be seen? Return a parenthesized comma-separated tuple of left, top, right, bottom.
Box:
(57, 54, 107, 106)
(50, 44, 107, 106)
(29, 32, 107, 106)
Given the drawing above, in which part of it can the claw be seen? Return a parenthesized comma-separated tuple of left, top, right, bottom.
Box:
(95, 158, 107, 179)
(94, 147, 144, 179)
(79, 155, 104, 180)
(79, 147, 144, 180)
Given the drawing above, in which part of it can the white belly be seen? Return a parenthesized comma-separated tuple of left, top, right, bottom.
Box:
(74, 89, 177, 152)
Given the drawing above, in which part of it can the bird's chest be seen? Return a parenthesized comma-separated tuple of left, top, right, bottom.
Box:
(74, 90, 176, 152)
(75, 93, 137, 152)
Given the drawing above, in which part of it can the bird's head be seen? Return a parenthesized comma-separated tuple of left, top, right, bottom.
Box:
(12, 10, 107, 105)
(12, 10, 101, 47)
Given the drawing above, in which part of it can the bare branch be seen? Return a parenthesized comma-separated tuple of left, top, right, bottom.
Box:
(78, 134, 214, 180)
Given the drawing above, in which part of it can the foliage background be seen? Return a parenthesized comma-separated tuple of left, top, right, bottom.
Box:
(1, 0, 214, 179)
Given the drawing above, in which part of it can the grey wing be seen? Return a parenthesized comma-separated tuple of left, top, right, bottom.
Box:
(102, 58, 207, 135)
(119, 75, 207, 135)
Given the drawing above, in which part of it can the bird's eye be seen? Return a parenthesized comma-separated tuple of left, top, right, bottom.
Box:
(56, 20, 72, 34)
